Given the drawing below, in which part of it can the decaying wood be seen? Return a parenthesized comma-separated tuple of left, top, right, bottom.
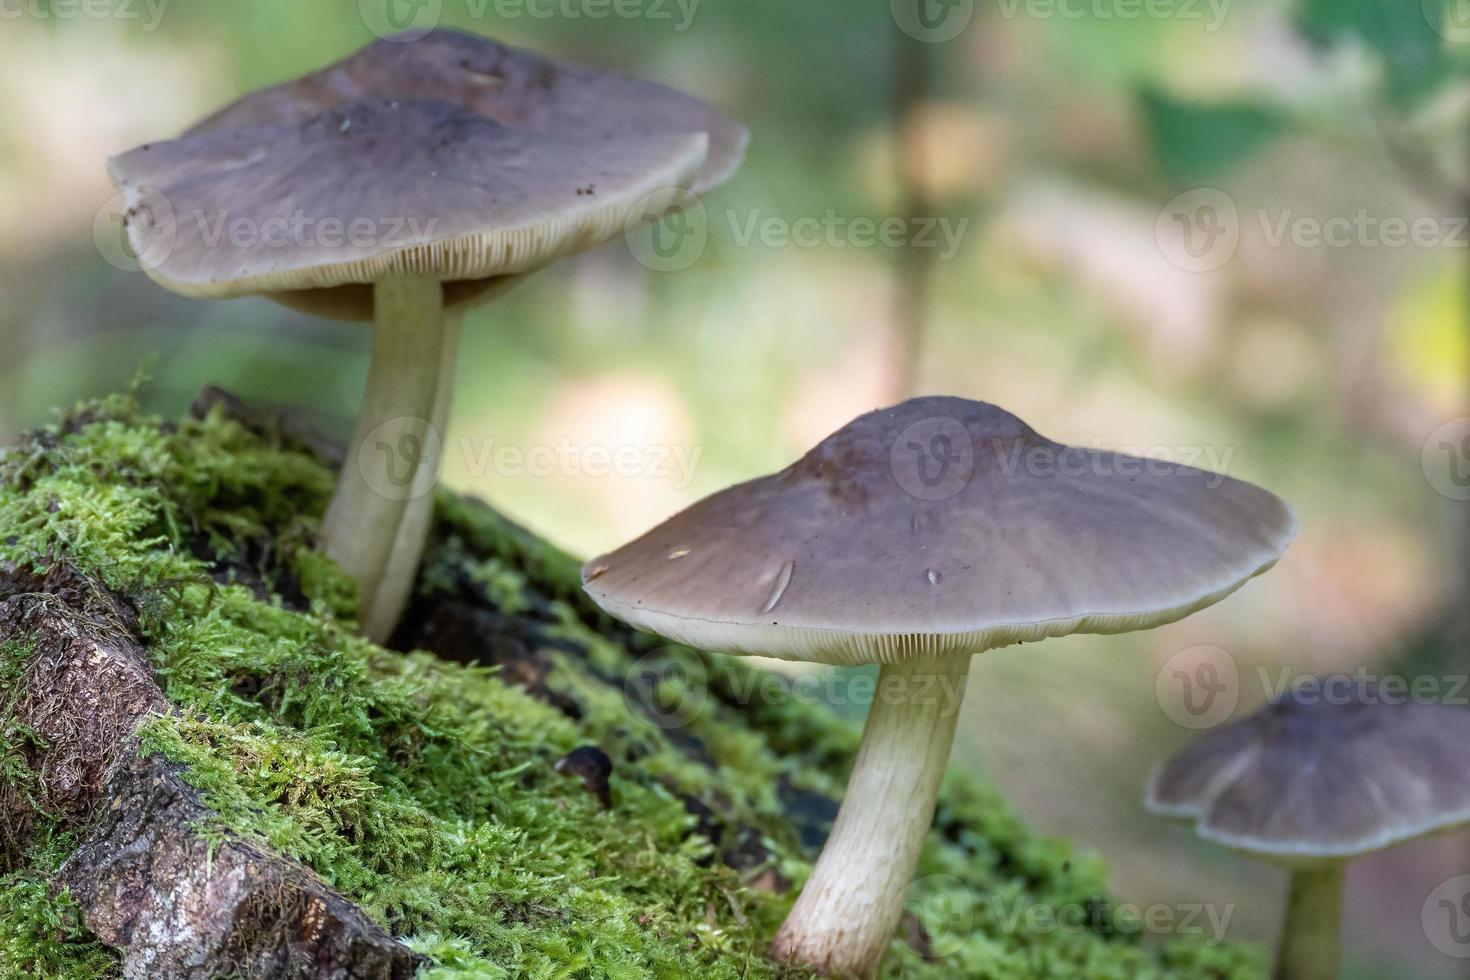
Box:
(61, 753, 417, 980)
(0, 565, 420, 980)
(0, 563, 160, 863)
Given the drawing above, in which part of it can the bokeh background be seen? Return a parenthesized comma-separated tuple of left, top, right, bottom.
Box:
(2, 1, 1467, 976)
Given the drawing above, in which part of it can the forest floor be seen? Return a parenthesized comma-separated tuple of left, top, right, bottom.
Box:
(0, 386, 1264, 978)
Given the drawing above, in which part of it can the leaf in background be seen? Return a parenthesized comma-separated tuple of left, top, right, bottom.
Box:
(1294, 0, 1456, 105)
(1389, 261, 1469, 416)
(1140, 90, 1283, 184)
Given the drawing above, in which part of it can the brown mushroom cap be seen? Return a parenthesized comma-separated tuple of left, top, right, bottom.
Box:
(108, 98, 708, 302)
(186, 29, 747, 195)
(1146, 686, 1470, 863)
(581, 397, 1297, 665)
(109, 29, 746, 320)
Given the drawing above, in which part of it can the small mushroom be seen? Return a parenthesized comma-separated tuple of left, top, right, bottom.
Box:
(1145, 682, 1470, 980)
(581, 396, 1297, 977)
(108, 30, 747, 643)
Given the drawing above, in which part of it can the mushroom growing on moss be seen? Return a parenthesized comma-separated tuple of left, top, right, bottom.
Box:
(108, 30, 746, 643)
(581, 396, 1297, 977)
(1146, 682, 1470, 980)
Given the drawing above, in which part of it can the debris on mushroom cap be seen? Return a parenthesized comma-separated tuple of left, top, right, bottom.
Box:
(581, 396, 1297, 666)
(186, 28, 748, 194)
(107, 98, 709, 300)
(1145, 683, 1470, 862)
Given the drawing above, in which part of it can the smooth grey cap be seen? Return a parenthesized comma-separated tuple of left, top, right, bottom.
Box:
(108, 29, 746, 320)
(108, 98, 706, 305)
(187, 29, 747, 194)
(581, 397, 1297, 666)
(1145, 685, 1470, 864)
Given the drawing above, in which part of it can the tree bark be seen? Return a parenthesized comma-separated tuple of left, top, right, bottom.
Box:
(0, 566, 421, 980)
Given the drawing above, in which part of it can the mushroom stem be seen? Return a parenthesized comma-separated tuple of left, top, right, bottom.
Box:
(771, 653, 972, 977)
(362, 311, 463, 643)
(1274, 864, 1344, 980)
(321, 276, 447, 641)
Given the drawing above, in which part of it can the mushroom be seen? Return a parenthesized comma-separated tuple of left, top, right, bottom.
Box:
(107, 30, 747, 643)
(580, 396, 1297, 976)
(1145, 682, 1470, 980)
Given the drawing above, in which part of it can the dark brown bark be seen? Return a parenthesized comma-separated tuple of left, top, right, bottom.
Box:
(0, 563, 160, 863)
(0, 566, 420, 980)
(60, 753, 418, 980)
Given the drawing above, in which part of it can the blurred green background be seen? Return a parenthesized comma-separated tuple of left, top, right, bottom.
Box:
(1, 1, 1466, 977)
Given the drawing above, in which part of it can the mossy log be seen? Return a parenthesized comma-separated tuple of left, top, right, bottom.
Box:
(0, 386, 1266, 979)
(0, 567, 420, 979)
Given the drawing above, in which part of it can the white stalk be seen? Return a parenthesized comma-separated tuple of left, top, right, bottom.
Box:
(362, 311, 463, 643)
(320, 276, 446, 640)
(771, 653, 973, 978)
(1274, 864, 1344, 980)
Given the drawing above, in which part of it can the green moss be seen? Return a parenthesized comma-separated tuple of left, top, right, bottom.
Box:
(292, 546, 360, 621)
(0, 831, 117, 980)
(0, 392, 1266, 979)
(436, 492, 586, 602)
(420, 536, 532, 617)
